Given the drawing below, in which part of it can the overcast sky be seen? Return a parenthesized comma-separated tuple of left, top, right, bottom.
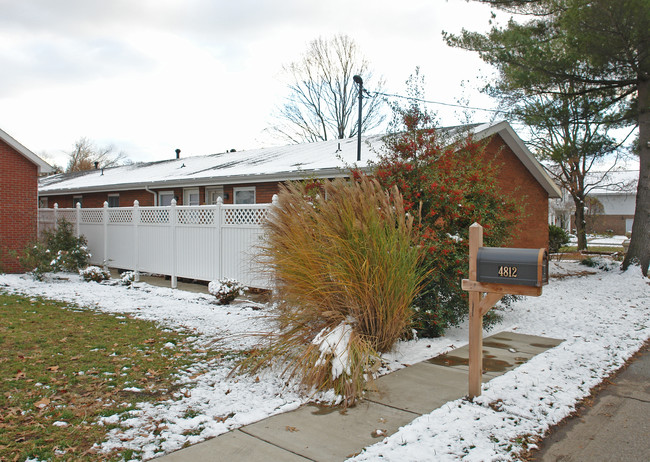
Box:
(1, 0, 506, 168)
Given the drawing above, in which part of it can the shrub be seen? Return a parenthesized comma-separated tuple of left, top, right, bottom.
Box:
(548, 225, 571, 253)
(209, 278, 246, 305)
(80, 266, 111, 282)
(374, 102, 521, 337)
(238, 177, 425, 405)
(580, 257, 615, 271)
(18, 219, 90, 279)
(120, 271, 136, 286)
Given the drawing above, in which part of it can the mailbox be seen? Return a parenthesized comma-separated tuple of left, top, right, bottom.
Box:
(476, 247, 548, 287)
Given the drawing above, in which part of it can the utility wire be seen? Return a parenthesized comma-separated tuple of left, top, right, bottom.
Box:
(370, 90, 505, 114)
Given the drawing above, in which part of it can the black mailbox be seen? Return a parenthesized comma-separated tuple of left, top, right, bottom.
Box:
(476, 247, 548, 287)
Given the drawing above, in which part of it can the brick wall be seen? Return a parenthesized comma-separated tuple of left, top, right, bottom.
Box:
(42, 182, 282, 207)
(0, 139, 39, 272)
(571, 214, 634, 235)
(483, 135, 550, 249)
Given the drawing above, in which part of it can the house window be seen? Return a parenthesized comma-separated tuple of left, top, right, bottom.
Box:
(159, 191, 175, 206)
(73, 196, 83, 208)
(39, 197, 48, 208)
(107, 194, 120, 208)
(183, 188, 200, 206)
(206, 186, 224, 204)
(233, 187, 255, 204)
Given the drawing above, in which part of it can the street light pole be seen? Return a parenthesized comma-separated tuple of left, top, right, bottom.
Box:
(353, 75, 363, 162)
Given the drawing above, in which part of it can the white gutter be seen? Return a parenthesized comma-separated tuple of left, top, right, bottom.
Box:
(145, 185, 157, 206)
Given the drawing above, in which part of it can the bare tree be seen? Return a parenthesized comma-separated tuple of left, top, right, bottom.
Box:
(273, 34, 385, 143)
(65, 137, 128, 173)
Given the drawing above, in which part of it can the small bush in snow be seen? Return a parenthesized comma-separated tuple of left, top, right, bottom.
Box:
(580, 257, 616, 271)
(120, 271, 136, 286)
(80, 266, 111, 282)
(208, 278, 246, 305)
(18, 219, 91, 280)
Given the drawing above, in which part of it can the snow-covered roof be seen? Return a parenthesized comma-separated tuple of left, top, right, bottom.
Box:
(587, 169, 638, 195)
(0, 127, 53, 174)
(39, 122, 560, 198)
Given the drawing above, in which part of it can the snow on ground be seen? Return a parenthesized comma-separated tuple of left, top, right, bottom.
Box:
(1, 259, 648, 461)
(351, 261, 649, 461)
(568, 234, 628, 247)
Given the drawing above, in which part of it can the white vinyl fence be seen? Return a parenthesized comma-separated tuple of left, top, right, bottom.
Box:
(38, 197, 276, 289)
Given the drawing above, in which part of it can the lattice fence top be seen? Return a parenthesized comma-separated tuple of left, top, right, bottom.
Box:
(140, 208, 170, 224)
(223, 207, 269, 225)
(81, 209, 103, 224)
(108, 208, 133, 224)
(59, 211, 77, 223)
(39, 210, 55, 221)
(178, 208, 215, 225)
(40, 204, 271, 226)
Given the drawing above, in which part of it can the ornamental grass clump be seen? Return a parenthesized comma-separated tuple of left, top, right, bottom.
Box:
(238, 177, 425, 405)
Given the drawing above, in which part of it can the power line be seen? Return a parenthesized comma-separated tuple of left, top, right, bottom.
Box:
(371, 90, 505, 114)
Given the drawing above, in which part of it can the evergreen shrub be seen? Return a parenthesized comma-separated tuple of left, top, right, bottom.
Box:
(19, 219, 90, 279)
(374, 101, 522, 337)
(548, 224, 570, 253)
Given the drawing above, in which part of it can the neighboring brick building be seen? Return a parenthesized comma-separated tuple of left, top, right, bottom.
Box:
(39, 121, 561, 249)
(1, 128, 53, 272)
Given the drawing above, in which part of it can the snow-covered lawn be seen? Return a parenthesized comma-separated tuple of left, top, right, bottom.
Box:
(568, 233, 628, 248)
(1, 258, 648, 461)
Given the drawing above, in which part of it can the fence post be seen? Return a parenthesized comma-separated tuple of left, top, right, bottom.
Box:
(103, 201, 109, 271)
(75, 202, 81, 237)
(216, 196, 223, 280)
(133, 200, 140, 282)
(53, 203, 59, 230)
(170, 199, 177, 289)
(272, 194, 278, 205)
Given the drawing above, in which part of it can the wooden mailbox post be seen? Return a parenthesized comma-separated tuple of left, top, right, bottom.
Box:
(461, 223, 548, 398)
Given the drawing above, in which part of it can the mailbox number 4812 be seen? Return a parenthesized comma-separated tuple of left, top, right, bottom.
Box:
(498, 265, 518, 278)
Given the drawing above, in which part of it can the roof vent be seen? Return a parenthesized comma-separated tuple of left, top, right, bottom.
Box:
(175, 148, 181, 159)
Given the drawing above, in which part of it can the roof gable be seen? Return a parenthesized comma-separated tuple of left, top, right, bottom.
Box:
(473, 121, 561, 198)
(0, 128, 53, 174)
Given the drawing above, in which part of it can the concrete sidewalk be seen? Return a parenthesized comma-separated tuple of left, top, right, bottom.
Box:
(532, 341, 650, 462)
(156, 331, 563, 462)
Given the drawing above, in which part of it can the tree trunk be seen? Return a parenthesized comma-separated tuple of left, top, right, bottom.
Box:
(622, 77, 650, 276)
(574, 195, 588, 251)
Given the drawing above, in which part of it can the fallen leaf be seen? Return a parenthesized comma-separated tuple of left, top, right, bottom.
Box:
(47, 365, 60, 372)
(34, 397, 51, 409)
(285, 426, 299, 432)
(144, 338, 155, 344)
(15, 370, 26, 379)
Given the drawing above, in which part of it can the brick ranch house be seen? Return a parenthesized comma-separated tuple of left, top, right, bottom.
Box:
(1, 128, 53, 272)
(549, 169, 638, 235)
(38, 121, 561, 249)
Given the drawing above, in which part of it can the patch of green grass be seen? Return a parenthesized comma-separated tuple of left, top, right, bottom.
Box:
(0, 291, 226, 461)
